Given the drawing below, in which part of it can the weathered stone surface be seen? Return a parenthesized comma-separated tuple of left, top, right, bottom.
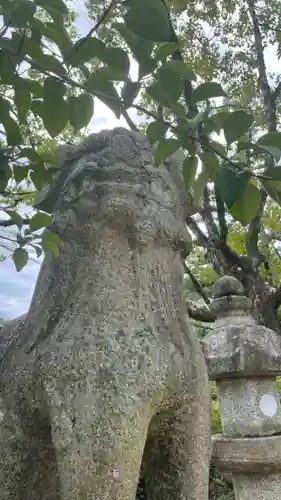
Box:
(216, 377, 281, 437)
(233, 473, 281, 500)
(204, 323, 281, 379)
(212, 434, 281, 474)
(0, 128, 211, 500)
(212, 276, 244, 299)
(203, 277, 281, 380)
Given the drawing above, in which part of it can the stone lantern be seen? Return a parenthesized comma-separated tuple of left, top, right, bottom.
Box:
(202, 276, 281, 500)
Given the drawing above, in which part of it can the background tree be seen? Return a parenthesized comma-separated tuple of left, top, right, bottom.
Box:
(168, 0, 281, 335)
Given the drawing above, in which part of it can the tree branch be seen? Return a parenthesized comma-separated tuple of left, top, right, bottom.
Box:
(202, 187, 252, 274)
(184, 263, 210, 305)
(64, 0, 118, 63)
(247, 0, 276, 131)
(272, 81, 281, 102)
(270, 284, 281, 310)
(185, 215, 209, 247)
(214, 184, 228, 243)
(0, 217, 30, 227)
(247, 189, 268, 267)
(202, 187, 219, 241)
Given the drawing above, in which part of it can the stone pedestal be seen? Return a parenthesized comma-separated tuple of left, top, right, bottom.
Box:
(203, 276, 281, 500)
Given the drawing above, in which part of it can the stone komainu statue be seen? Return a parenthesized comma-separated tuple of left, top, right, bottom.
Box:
(0, 128, 210, 500)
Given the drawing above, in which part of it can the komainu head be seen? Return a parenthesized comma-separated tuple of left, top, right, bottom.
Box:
(34, 128, 192, 256)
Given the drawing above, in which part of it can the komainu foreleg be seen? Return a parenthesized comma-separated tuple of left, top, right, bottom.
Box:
(46, 385, 152, 500)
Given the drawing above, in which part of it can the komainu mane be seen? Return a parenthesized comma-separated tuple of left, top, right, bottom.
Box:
(0, 128, 210, 500)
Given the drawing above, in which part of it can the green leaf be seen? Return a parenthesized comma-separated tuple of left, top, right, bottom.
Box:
(32, 244, 43, 258)
(14, 166, 29, 184)
(208, 140, 226, 159)
(44, 76, 66, 100)
(43, 230, 63, 247)
(101, 47, 130, 76)
(12, 35, 42, 59)
(24, 79, 44, 97)
(121, 81, 141, 108)
(139, 59, 158, 79)
(4, 0, 36, 27)
(42, 239, 60, 257)
(13, 36, 66, 75)
(229, 183, 261, 226)
(13, 247, 28, 272)
(224, 110, 253, 145)
(92, 66, 125, 82)
(200, 118, 218, 135)
(30, 166, 53, 191)
(178, 137, 197, 156)
(39, 150, 60, 167)
(261, 167, 281, 196)
(238, 140, 281, 163)
(4, 209, 23, 228)
(31, 99, 44, 118)
(146, 80, 171, 107)
(31, 18, 71, 54)
(158, 68, 183, 103)
(42, 77, 68, 137)
(257, 132, 281, 150)
(182, 156, 198, 190)
(30, 212, 52, 232)
(2, 117, 22, 146)
(257, 145, 281, 162)
(154, 138, 181, 166)
(68, 93, 94, 133)
(200, 151, 220, 180)
(192, 168, 209, 208)
(38, 54, 66, 76)
(0, 151, 10, 166)
(66, 37, 105, 67)
(170, 103, 186, 117)
(215, 167, 251, 208)
(34, 0, 68, 15)
(154, 42, 181, 61)
(262, 178, 281, 206)
(256, 132, 281, 161)
(192, 82, 226, 103)
(146, 121, 168, 144)
(14, 78, 32, 123)
(114, 23, 154, 67)
(212, 111, 231, 130)
(86, 72, 121, 118)
(0, 51, 17, 84)
(0, 96, 11, 117)
(18, 148, 40, 162)
(161, 60, 196, 80)
(30, 19, 58, 48)
(125, 0, 171, 42)
(263, 166, 281, 183)
(0, 153, 11, 192)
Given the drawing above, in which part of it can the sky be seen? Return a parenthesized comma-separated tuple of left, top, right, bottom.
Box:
(0, 2, 280, 320)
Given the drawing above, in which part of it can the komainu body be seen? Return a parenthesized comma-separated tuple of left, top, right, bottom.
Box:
(0, 128, 211, 500)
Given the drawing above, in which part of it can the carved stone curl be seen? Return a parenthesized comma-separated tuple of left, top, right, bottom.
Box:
(0, 128, 210, 500)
